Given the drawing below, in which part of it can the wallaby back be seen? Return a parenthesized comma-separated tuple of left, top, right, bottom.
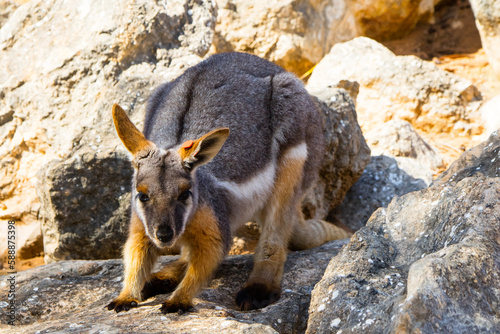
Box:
(144, 52, 323, 186)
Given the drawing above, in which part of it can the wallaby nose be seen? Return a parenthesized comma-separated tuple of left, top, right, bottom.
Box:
(156, 227, 173, 243)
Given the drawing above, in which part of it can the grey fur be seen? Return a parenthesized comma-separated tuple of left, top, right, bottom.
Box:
(137, 52, 324, 251)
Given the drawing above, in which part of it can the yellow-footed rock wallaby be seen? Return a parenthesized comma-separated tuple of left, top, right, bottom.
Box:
(107, 52, 351, 314)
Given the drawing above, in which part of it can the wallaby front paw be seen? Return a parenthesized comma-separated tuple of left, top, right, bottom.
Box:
(106, 298, 139, 313)
(236, 283, 281, 311)
(160, 299, 195, 314)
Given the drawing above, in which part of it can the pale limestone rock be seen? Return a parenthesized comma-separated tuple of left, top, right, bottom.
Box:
(307, 37, 483, 135)
(213, 0, 435, 75)
(331, 155, 428, 231)
(478, 95, 500, 139)
(0, 0, 17, 29)
(470, 0, 500, 78)
(364, 119, 445, 173)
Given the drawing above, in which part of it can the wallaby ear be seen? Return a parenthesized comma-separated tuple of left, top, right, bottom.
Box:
(179, 128, 230, 170)
(112, 104, 154, 156)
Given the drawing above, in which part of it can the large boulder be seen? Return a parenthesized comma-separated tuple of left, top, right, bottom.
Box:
(307, 37, 483, 135)
(307, 130, 500, 333)
(213, 0, 435, 75)
(470, 0, 500, 78)
(0, 239, 347, 333)
(36, 151, 132, 261)
(0, 0, 217, 262)
(303, 87, 371, 220)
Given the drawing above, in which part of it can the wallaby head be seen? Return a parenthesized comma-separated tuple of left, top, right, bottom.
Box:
(112, 104, 229, 248)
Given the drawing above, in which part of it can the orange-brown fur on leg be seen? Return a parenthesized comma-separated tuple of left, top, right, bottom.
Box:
(236, 152, 305, 310)
(160, 205, 225, 314)
(107, 212, 158, 312)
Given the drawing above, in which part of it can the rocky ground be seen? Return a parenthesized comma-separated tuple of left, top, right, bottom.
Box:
(308, 130, 500, 333)
(0, 240, 349, 333)
(1, 0, 500, 333)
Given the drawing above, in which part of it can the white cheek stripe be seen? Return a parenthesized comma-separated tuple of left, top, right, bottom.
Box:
(134, 200, 149, 232)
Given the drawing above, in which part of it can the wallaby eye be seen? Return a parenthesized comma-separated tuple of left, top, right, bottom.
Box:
(138, 192, 150, 203)
(177, 190, 191, 202)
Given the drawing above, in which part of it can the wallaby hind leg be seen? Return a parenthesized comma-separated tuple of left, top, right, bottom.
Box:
(236, 146, 305, 311)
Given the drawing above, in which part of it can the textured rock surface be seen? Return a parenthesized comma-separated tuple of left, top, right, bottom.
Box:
(0, 239, 348, 333)
(307, 130, 500, 333)
(479, 95, 500, 138)
(331, 155, 428, 231)
(307, 37, 483, 135)
(0, 0, 16, 29)
(303, 87, 371, 220)
(348, 0, 434, 40)
(213, 0, 434, 75)
(36, 151, 133, 262)
(364, 118, 445, 173)
(433, 129, 500, 185)
(470, 0, 500, 77)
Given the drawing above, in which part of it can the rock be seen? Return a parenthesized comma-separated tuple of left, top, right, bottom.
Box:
(433, 129, 500, 185)
(36, 150, 132, 262)
(229, 222, 261, 255)
(0, 239, 348, 333)
(0, 0, 17, 29)
(0, 220, 43, 267)
(470, 0, 500, 78)
(330, 155, 428, 231)
(349, 0, 435, 40)
(391, 156, 433, 185)
(479, 95, 500, 138)
(307, 131, 500, 333)
(0, 0, 216, 262)
(307, 37, 483, 135)
(213, 0, 435, 75)
(303, 87, 371, 220)
(364, 118, 445, 173)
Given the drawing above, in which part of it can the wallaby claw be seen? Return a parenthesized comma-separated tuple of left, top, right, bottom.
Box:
(160, 300, 194, 314)
(106, 299, 139, 313)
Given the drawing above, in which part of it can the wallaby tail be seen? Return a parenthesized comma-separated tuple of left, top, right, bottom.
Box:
(289, 219, 353, 251)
